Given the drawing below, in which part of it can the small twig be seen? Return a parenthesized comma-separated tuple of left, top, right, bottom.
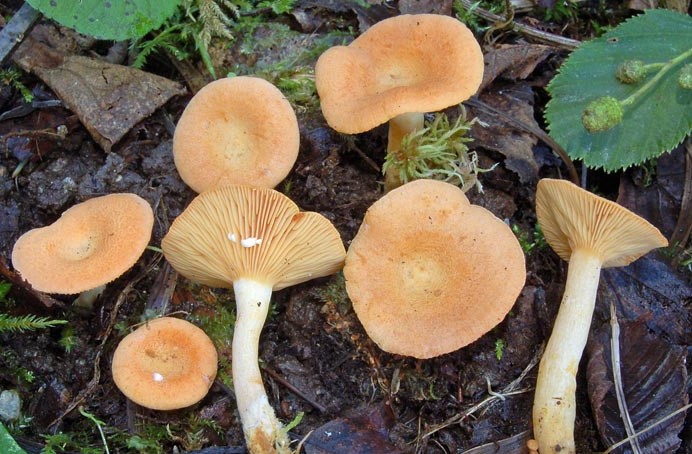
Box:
(601, 403, 692, 454)
(48, 259, 161, 429)
(457, 0, 581, 50)
(417, 345, 542, 444)
(262, 366, 328, 413)
(0, 3, 41, 66)
(608, 301, 642, 454)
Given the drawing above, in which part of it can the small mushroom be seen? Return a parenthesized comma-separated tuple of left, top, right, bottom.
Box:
(161, 184, 345, 453)
(173, 76, 300, 193)
(111, 317, 218, 410)
(11, 193, 154, 298)
(315, 14, 484, 190)
(344, 179, 525, 359)
(532, 178, 668, 453)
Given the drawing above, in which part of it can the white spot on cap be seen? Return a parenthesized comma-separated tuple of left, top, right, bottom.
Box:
(227, 233, 237, 242)
(153, 372, 164, 382)
(241, 237, 262, 248)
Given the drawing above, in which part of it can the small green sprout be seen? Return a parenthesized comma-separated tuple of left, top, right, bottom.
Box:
(79, 407, 110, 454)
(0, 67, 34, 103)
(58, 325, 78, 353)
(511, 223, 547, 255)
(494, 338, 504, 361)
(383, 110, 493, 192)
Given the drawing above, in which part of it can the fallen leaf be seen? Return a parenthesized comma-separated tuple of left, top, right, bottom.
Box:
(303, 401, 403, 454)
(461, 430, 533, 453)
(480, 44, 554, 92)
(469, 84, 540, 183)
(586, 319, 688, 452)
(13, 29, 185, 151)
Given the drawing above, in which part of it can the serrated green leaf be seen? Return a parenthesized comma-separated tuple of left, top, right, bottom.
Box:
(545, 9, 692, 171)
(25, 0, 181, 41)
(0, 422, 28, 454)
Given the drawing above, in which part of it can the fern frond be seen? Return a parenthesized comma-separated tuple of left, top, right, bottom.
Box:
(0, 314, 67, 333)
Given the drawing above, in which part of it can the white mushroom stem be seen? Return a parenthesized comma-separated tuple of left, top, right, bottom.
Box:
(385, 112, 425, 191)
(232, 278, 290, 454)
(533, 248, 602, 454)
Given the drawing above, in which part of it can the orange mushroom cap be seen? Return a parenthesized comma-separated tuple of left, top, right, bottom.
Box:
(173, 76, 300, 193)
(11, 193, 154, 294)
(344, 179, 526, 359)
(161, 184, 345, 291)
(536, 179, 669, 267)
(111, 317, 218, 410)
(315, 14, 484, 134)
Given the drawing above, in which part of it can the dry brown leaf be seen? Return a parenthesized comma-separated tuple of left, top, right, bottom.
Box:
(13, 28, 185, 151)
(587, 319, 688, 452)
(469, 85, 540, 183)
(480, 44, 554, 92)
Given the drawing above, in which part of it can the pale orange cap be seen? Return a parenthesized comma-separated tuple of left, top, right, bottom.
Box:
(161, 184, 345, 290)
(344, 179, 526, 359)
(111, 317, 218, 410)
(11, 193, 154, 294)
(173, 76, 300, 192)
(536, 179, 668, 267)
(315, 14, 484, 134)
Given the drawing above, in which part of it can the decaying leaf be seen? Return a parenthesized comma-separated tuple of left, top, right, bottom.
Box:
(12, 28, 185, 151)
(303, 401, 403, 454)
(480, 44, 554, 92)
(586, 319, 688, 452)
(469, 85, 540, 183)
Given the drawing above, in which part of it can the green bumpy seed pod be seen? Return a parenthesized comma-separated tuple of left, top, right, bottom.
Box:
(582, 96, 623, 133)
(678, 63, 692, 90)
(615, 60, 647, 84)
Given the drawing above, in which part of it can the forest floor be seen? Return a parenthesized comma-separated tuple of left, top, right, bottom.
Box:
(0, 0, 690, 453)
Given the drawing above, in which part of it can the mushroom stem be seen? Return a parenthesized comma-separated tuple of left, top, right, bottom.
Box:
(232, 278, 290, 454)
(533, 248, 602, 454)
(384, 112, 425, 191)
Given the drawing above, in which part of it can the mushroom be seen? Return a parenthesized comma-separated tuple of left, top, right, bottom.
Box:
(111, 317, 218, 410)
(532, 178, 668, 453)
(314, 14, 484, 191)
(11, 193, 154, 302)
(161, 184, 345, 453)
(173, 76, 300, 193)
(344, 179, 525, 359)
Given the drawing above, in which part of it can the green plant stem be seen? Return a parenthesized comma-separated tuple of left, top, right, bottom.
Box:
(621, 47, 692, 108)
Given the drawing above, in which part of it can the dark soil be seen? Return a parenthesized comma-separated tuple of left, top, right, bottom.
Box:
(0, 2, 690, 454)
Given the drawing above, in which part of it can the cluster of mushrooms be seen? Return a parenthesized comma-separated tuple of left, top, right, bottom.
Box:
(10, 13, 669, 454)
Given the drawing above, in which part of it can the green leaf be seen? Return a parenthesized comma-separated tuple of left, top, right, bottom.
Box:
(0, 422, 28, 454)
(25, 0, 181, 40)
(545, 9, 692, 171)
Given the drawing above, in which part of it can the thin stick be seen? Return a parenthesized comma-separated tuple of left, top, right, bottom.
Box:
(457, 0, 582, 50)
(608, 301, 641, 453)
(418, 345, 542, 443)
(601, 403, 692, 454)
(0, 3, 41, 65)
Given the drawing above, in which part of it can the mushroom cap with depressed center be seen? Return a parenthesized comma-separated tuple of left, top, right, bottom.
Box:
(315, 14, 484, 134)
(111, 317, 218, 410)
(11, 193, 154, 294)
(536, 179, 668, 267)
(173, 76, 300, 193)
(344, 179, 526, 359)
(161, 184, 346, 290)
